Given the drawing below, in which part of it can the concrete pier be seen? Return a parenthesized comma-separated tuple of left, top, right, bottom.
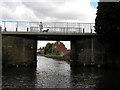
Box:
(2, 36, 37, 67)
(70, 38, 106, 67)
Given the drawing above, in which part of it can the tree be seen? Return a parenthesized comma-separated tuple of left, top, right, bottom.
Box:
(95, 2, 120, 67)
(95, 2, 120, 45)
(95, 2, 120, 35)
(44, 43, 53, 55)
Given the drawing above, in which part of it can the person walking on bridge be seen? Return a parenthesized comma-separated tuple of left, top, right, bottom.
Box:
(39, 22, 43, 32)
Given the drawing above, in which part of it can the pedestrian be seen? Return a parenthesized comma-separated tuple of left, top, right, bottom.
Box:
(39, 22, 43, 32)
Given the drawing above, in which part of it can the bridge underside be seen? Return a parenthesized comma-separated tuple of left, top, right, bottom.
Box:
(2, 32, 120, 68)
(2, 34, 120, 69)
(2, 33, 99, 67)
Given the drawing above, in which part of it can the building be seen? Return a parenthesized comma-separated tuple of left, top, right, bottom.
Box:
(37, 47, 44, 54)
(52, 41, 67, 56)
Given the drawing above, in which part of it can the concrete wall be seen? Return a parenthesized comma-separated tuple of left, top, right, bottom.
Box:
(71, 38, 106, 67)
(2, 36, 37, 67)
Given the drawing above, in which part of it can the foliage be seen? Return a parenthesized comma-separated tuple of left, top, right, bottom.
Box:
(52, 49, 60, 55)
(44, 42, 54, 55)
(95, 2, 120, 35)
(95, 2, 120, 46)
(37, 54, 61, 57)
(95, 2, 120, 65)
(44, 42, 61, 55)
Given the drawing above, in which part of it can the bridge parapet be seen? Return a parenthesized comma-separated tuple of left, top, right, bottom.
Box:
(0, 21, 95, 34)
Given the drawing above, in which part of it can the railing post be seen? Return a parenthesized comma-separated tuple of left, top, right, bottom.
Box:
(67, 22, 68, 33)
(16, 22, 18, 32)
(79, 23, 81, 33)
(16, 27, 17, 32)
(53, 22, 56, 32)
(91, 29, 92, 33)
(27, 27, 29, 32)
(4, 22, 6, 30)
(83, 28, 84, 33)
(0, 26, 2, 33)
(90, 23, 92, 33)
(5, 27, 6, 32)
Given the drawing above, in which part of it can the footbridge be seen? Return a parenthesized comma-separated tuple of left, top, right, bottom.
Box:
(0, 21, 101, 68)
(0, 21, 97, 40)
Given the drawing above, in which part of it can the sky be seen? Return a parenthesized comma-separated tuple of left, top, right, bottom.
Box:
(0, 0, 99, 49)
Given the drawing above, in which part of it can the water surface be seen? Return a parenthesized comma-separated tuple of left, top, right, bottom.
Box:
(2, 56, 120, 88)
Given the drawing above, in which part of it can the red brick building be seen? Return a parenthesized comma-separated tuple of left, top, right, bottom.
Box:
(52, 41, 67, 56)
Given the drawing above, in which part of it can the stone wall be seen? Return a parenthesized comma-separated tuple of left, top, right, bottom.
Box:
(2, 36, 37, 67)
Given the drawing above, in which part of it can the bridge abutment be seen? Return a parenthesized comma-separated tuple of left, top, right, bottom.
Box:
(2, 36, 37, 67)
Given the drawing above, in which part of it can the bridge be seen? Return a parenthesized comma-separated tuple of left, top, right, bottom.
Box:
(0, 21, 95, 33)
(0, 21, 97, 40)
(0, 21, 102, 68)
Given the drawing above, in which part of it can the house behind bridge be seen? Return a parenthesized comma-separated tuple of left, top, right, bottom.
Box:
(52, 41, 68, 56)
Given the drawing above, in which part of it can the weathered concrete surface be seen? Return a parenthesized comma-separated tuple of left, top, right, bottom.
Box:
(2, 36, 37, 67)
(1, 32, 97, 41)
(71, 38, 106, 67)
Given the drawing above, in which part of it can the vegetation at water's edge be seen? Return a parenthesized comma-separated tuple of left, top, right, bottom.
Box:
(37, 54, 70, 63)
(37, 54, 62, 57)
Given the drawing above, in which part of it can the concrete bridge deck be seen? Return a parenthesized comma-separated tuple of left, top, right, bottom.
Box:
(1, 32, 98, 40)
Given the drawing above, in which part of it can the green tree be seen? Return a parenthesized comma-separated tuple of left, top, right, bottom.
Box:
(44, 43, 53, 55)
(95, 2, 120, 35)
(95, 2, 120, 67)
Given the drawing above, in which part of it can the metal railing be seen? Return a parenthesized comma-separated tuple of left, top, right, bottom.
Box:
(0, 21, 95, 33)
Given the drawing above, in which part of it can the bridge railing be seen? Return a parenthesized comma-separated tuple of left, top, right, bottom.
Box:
(0, 21, 95, 33)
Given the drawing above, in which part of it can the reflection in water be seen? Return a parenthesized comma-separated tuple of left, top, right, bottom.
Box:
(2, 67, 36, 88)
(96, 69, 120, 88)
(70, 67, 100, 88)
(2, 56, 120, 88)
(35, 56, 71, 88)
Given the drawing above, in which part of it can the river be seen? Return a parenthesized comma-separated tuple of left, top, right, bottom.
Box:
(2, 56, 120, 89)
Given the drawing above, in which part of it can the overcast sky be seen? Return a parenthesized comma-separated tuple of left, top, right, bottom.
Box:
(0, 0, 99, 49)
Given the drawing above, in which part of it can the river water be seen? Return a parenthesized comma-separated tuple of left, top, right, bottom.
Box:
(2, 56, 120, 89)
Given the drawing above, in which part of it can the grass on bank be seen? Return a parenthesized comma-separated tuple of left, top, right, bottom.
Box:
(37, 54, 62, 57)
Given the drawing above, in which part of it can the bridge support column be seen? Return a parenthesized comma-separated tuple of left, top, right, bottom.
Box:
(70, 39, 97, 68)
(2, 36, 37, 67)
(70, 40, 79, 67)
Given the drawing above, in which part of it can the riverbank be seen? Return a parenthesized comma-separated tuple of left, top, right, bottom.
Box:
(37, 54, 70, 62)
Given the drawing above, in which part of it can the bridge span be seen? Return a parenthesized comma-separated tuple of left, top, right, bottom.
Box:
(1, 32, 97, 41)
(0, 21, 97, 40)
(1, 21, 104, 68)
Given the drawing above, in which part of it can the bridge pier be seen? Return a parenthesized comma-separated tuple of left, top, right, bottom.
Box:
(70, 40, 79, 67)
(70, 38, 106, 68)
(71, 39, 93, 67)
(2, 36, 37, 67)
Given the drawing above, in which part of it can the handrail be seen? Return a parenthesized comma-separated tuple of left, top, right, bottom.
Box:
(0, 21, 95, 33)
